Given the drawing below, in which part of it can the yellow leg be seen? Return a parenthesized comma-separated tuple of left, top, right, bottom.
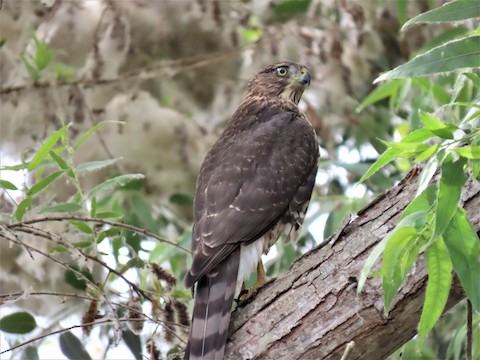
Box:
(239, 261, 268, 301)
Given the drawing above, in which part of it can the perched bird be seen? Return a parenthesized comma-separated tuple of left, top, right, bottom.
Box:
(184, 61, 319, 360)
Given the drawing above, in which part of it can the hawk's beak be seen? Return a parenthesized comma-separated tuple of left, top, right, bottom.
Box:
(299, 67, 311, 86)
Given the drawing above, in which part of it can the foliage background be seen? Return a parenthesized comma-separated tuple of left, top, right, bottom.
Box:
(0, 0, 478, 359)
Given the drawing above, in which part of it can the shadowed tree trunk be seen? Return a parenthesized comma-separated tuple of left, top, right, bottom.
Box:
(225, 169, 480, 360)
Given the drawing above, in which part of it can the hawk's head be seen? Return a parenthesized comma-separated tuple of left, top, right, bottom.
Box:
(246, 61, 311, 105)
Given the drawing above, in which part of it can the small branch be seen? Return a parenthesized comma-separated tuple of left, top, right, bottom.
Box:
(0, 232, 122, 336)
(0, 31, 287, 95)
(0, 317, 145, 355)
(6, 215, 190, 253)
(10, 224, 152, 301)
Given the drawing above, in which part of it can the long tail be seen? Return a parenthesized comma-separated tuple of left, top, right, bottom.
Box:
(184, 248, 240, 360)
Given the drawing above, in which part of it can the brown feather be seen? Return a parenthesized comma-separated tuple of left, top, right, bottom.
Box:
(184, 62, 319, 359)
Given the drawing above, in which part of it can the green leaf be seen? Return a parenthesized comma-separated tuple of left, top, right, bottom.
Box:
(416, 157, 439, 196)
(0, 312, 37, 334)
(358, 148, 401, 183)
(356, 80, 402, 112)
(64, 265, 94, 291)
(274, 0, 311, 14)
(48, 245, 68, 253)
(22, 346, 40, 360)
(380, 140, 429, 157)
(88, 174, 145, 197)
(169, 193, 194, 206)
(415, 144, 439, 163)
(443, 208, 480, 311)
(402, 186, 436, 220)
(434, 156, 467, 237)
(69, 220, 93, 234)
(418, 237, 453, 338)
(27, 170, 63, 196)
(0, 179, 18, 190)
(452, 146, 480, 159)
(357, 211, 428, 294)
(131, 194, 158, 232)
(41, 202, 83, 213)
(15, 197, 32, 221)
(49, 150, 69, 170)
(419, 111, 458, 139)
(72, 241, 93, 248)
(375, 36, 480, 82)
(402, 0, 480, 29)
(34, 36, 53, 70)
(383, 227, 424, 314)
(95, 211, 123, 219)
(74, 121, 121, 150)
(122, 330, 143, 360)
(59, 331, 92, 360)
(28, 126, 67, 172)
(401, 128, 435, 143)
(77, 158, 121, 173)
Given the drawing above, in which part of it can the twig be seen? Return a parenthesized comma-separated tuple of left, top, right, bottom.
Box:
(0, 223, 34, 259)
(1, 233, 122, 337)
(0, 317, 145, 355)
(0, 30, 287, 95)
(7, 215, 190, 253)
(11, 224, 152, 301)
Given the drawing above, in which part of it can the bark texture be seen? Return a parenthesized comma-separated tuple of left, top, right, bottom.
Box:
(225, 170, 480, 360)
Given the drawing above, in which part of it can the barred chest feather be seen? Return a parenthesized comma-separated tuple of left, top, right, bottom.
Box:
(236, 207, 307, 290)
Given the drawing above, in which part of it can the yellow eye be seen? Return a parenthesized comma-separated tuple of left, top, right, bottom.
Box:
(276, 67, 288, 76)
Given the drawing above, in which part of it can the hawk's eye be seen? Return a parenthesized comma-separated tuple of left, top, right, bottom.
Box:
(276, 67, 288, 76)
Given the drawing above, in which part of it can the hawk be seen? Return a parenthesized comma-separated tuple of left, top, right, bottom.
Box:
(184, 61, 319, 359)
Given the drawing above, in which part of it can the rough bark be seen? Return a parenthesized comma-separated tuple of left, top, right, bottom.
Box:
(225, 169, 480, 360)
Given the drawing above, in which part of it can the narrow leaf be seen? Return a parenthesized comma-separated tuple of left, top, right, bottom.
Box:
(416, 157, 438, 196)
(419, 111, 458, 139)
(415, 144, 439, 163)
(356, 80, 402, 112)
(402, 1, 480, 29)
(41, 202, 83, 213)
(88, 174, 145, 197)
(69, 220, 93, 234)
(0, 179, 18, 190)
(28, 126, 67, 171)
(452, 146, 480, 159)
(0, 312, 37, 334)
(434, 156, 467, 237)
(95, 211, 123, 219)
(49, 150, 69, 170)
(357, 211, 427, 294)
(418, 237, 453, 337)
(358, 148, 401, 184)
(15, 197, 32, 221)
(74, 120, 121, 150)
(375, 37, 480, 82)
(401, 128, 435, 143)
(443, 208, 480, 311)
(59, 331, 92, 360)
(77, 158, 121, 173)
(383, 227, 422, 314)
(27, 171, 63, 196)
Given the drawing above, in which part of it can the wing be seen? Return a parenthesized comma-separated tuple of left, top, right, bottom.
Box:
(185, 111, 318, 287)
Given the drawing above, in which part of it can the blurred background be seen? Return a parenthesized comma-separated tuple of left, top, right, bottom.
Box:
(0, 0, 477, 359)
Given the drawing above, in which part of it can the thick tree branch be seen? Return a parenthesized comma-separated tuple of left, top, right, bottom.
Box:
(226, 170, 480, 360)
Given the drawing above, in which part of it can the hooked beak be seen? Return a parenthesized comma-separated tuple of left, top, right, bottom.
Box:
(299, 67, 311, 86)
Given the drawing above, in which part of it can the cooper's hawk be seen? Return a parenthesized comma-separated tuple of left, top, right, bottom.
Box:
(184, 61, 319, 359)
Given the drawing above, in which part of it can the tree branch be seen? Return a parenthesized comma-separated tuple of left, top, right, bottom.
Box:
(226, 170, 480, 359)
